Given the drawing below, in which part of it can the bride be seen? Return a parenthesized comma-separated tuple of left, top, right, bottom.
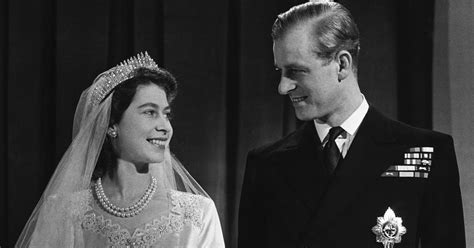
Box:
(16, 52, 225, 247)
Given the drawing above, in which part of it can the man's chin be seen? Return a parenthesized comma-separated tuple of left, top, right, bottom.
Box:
(294, 110, 317, 121)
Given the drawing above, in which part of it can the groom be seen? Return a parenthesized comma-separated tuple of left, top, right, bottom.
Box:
(238, 1, 465, 248)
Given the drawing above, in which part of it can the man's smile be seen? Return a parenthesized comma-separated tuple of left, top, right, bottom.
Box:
(290, 96, 307, 103)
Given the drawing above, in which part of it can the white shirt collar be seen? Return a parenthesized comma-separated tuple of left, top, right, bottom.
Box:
(314, 95, 369, 142)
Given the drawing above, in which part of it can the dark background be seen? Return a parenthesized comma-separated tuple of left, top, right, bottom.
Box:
(0, 0, 435, 247)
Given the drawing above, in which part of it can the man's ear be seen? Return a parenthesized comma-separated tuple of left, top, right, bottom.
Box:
(335, 50, 352, 82)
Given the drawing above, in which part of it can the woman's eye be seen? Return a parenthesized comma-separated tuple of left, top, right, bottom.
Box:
(144, 110, 157, 116)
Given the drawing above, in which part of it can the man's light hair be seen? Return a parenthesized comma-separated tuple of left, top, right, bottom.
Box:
(272, 1, 360, 73)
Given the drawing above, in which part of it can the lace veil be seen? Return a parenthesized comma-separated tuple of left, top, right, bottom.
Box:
(15, 53, 209, 247)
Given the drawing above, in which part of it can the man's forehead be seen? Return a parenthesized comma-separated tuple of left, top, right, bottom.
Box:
(273, 34, 313, 67)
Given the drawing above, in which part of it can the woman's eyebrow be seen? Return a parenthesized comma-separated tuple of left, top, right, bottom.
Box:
(137, 103, 171, 111)
(137, 102, 159, 109)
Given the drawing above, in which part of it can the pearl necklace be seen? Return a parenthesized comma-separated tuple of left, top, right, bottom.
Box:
(94, 176, 157, 218)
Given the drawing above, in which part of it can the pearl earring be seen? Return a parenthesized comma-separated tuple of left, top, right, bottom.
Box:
(107, 128, 117, 138)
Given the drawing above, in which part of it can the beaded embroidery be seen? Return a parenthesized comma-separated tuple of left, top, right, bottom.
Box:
(81, 190, 205, 248)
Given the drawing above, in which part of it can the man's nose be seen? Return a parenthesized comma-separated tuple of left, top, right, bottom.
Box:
(278, 77, 296, 95)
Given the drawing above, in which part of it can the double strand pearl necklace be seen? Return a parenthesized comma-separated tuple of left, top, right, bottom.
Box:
(94, 176, 157, 218)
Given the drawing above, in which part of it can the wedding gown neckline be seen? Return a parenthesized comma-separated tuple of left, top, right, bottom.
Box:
(80, 189, 206, 247)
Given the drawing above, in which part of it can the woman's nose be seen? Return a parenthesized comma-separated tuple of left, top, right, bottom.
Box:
(155, 116, 172, 135)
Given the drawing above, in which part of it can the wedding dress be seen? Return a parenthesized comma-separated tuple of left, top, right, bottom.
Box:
(16, 52, 225, 248)
(28, 189, 223, 247)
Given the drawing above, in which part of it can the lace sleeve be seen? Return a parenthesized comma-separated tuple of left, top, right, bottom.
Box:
(28, 191, 92, 248)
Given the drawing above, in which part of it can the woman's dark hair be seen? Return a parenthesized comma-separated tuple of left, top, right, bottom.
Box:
(92, 67, 178, 180)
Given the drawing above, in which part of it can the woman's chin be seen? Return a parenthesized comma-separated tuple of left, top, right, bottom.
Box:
(149, 155, 165, 164)
(147, 153, 165, 164)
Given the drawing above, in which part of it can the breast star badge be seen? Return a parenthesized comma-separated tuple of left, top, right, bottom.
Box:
(372, 207, 407, 248)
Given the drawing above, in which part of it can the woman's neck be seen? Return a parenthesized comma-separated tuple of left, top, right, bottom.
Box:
(102, 158, 151, 202)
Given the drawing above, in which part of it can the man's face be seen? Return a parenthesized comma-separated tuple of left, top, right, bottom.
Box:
(273, 23, 343, 122)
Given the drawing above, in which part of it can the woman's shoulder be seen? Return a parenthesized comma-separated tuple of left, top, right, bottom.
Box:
(168, 190, 213, 209)
(45, 189, 93, 217)
(46, 189, 92, 204)
(167, 190, 216, 227)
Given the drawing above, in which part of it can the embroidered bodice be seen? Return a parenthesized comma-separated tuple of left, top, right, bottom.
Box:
(80, 190, 205, 247)
(28, 189, 224, 248)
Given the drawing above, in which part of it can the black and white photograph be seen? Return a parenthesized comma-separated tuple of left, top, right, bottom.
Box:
(1, 0, 473, 247)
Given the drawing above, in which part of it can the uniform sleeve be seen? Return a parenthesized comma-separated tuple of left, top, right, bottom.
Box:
(419, 135, 466, 247)
(198, 198, 226, 248)
(238, 151, 265, 248)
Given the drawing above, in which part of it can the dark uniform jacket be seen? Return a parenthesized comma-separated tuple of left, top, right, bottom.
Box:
(238, 106, 465, 248)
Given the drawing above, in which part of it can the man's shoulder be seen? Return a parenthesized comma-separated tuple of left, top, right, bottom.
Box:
(369, 106, 453, 144)
(248, 124, 308, 159)
(400, 122, 451, 141)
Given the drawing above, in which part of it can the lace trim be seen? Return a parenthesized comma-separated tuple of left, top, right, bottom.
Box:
(81, 190, 205, 247)
(72, 189, 94, 218)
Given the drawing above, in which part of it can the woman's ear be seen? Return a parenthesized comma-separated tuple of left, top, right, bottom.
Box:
(336, 50, 352, 82)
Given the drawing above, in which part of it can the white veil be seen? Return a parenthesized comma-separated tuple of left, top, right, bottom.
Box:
(15, 54, 209, 248)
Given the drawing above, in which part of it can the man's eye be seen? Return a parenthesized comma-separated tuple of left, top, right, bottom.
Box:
(285, 69, 303, 79)
(164, 112, 173, 120)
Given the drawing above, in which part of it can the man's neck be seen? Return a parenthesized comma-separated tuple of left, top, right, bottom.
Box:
(321, 93, 363, 127)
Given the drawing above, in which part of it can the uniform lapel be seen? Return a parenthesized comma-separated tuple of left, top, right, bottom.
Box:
(302, 107, 398, 239)
(276, 122, 324, 211)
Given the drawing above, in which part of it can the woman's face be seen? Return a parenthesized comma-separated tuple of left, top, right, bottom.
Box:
(112, 83, 173, 165)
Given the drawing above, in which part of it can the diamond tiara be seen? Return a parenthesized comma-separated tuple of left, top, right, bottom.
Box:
(91, 52, 159, 106)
